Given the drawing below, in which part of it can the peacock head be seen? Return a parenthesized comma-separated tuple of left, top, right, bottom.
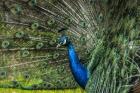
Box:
(57, 35, 70, 47)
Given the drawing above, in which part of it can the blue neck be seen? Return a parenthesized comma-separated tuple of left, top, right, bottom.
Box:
(67, 42, 88, 88)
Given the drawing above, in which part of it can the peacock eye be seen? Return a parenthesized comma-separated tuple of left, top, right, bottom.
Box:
(35, 42, 44, 49)
(49, 40, 56, 46)
(15, 31, 25, 38)
(53, 53, 59, 59)
(47, 84, 51, 88)
(31, 84, 38, 89)
(0, 71, 7, 78)
(11, 80, 20, 88)
(41, 82, 52, 89)
(11, 4, 22, 15)
(56, 80, 61, 84)
(21, 50, 30, 57)
(65, 18, 72, 25)
(98, 13, 104, 22)
(79, 21, 88, 28)
(1, 40, 10, 48)
(23, 73, 30, 80)
(47, 19, 55, 26)
(41, 83, 47, 88)
(28, 0, 37, 7)
(31, 22, 39, 30)
(80, 35, 86, 44)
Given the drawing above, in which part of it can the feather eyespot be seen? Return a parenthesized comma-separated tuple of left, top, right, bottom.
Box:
(1, 40, 10, 48)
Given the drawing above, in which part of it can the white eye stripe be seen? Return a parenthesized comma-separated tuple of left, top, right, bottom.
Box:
(63, 39, 66, 45)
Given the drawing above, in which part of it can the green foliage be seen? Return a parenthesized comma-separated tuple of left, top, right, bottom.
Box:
(0, 88, 85, 93)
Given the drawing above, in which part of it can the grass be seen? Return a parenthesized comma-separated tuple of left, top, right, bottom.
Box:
(0, 88, 85, 93)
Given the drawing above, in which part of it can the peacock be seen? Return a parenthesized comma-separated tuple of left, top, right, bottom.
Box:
(0, 0, 140, 93)
(57, 35, 89, 88)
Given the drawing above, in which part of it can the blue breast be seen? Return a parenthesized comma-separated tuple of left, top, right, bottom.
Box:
(67, 43, 88, 88)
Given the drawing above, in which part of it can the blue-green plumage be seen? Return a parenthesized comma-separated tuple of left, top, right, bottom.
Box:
(58, 35, 89, 88)
(67, 42, 88, 88)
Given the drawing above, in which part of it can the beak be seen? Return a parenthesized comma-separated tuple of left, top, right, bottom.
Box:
(56, 44, 61, 48)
